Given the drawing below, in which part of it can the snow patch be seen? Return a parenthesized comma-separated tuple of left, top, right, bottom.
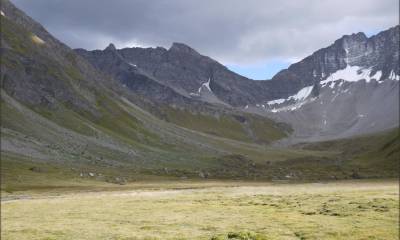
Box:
(373, 71, 382, 81)
(198, 78, 212, 93)
(344, 46, 350, 64)
(269, 97, 316, 113)
(264, 85, 314, 113)
(388, 70, 400, 81)
(267, 85, 313, 106)
(191, 78, 212, 97)
(289, 85, 314, 101)
(203, 78, 211, 92)
(129, 63, 137, 67)
(267, 98, 286, 105)
(1, 11, 5, 17)
(321, 65, 382, 87)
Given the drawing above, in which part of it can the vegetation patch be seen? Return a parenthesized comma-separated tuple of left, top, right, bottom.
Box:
(211, 231, 267, 240)
(1, 180, 398, 240)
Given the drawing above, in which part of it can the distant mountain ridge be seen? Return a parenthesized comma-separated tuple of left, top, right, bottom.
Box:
(76, 42, 272, 107)
(75, 25, 399, 140)
(76, 26, 399, 107)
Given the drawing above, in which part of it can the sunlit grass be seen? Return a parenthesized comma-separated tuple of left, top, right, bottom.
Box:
(1, 180, 398, 240)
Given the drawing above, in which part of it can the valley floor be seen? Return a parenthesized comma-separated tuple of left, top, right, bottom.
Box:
(1, 180, 399, 240)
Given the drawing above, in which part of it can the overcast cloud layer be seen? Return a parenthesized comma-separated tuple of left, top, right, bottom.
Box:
(12, 0, 398, 66)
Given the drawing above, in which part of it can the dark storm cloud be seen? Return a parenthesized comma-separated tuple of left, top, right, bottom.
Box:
(11, 0, 399, 64)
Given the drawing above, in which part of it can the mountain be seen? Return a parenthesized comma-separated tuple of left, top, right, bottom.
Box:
(269, 27, 399, 95)
(76, 26, 399, 141)
(0, 0, 295, 184)
(76, 26, 399, 105)
(75, 43, 198, 106)
(247, 26, 399, 141)
(76, 42, 275, 107)
(0, 0, 398, 188)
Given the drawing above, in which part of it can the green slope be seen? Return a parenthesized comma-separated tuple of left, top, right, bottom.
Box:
(296, 128, 400, 178)
(1, 0, 398, 194)
(162, 107, 289, 143)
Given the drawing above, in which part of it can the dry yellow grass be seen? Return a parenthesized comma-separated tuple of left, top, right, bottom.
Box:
(1, 180, 399, 240)
(30, 34, 45, 45)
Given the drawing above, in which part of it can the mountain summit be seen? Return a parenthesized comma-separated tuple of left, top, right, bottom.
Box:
(105, 43, 117, 51)
(169, 42, 201, 55)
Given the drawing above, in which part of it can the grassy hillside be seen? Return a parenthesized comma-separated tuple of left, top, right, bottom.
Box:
(296, 128, 400, 178)
(0, 2, 318, 192)
(1, 0, 398, 195)
(162, 107, 289, 143)
(1, 88, 326, 193)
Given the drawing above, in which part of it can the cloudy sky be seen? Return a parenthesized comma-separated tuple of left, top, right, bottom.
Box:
(12, 0, 399, 79)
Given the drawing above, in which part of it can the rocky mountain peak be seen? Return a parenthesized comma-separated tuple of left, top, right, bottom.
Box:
(269, 25, 399, 100)
(169, 42, 200, 55)
(105, 43, 117, 51)
(341, 32, 368, 42)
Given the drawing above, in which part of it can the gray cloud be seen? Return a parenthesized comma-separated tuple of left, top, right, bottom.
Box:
(11, 0, 398, 64)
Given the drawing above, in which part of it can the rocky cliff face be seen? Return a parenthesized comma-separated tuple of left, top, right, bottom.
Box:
(269, 26, 399, 98)
(76, 42, 272, 106)
(246, 26, 399, 141)
(76, 26, 399, 108)
(74, 25, 399, 140)
(0, 0, 111, 115)
(75, 44, 195, 106)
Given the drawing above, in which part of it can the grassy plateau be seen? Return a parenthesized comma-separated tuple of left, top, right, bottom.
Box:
(1, 180, 398, 240)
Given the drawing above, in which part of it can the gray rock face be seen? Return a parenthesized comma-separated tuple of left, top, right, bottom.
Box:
(246, 26, 399, 140)
(76, 26, 399, 109)
(0, 0, 109, 115)
(76, 42, 272, 106)
(74, 24, 399, 140)
(246, 78, 399, 142)
(75, 45, 194, 105)
(269, 26, 399, 98)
